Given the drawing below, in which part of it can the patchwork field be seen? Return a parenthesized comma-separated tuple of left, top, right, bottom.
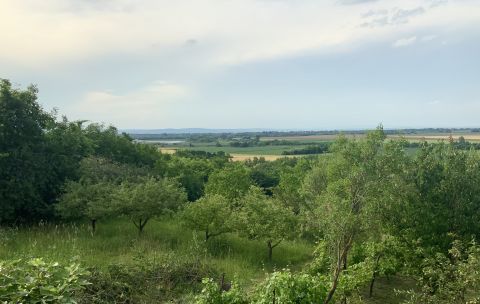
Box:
(390, 134, 480, 142)
(161, 145, 307, 156)
(262, 132, 480, 142)
(154, 131, 479, 161)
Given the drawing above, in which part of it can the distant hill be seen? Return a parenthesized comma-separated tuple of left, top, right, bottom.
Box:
(122, 128, 280, 134)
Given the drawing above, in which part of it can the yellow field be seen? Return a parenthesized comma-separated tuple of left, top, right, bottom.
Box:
(160, 148, 296, 161)
(259, 134, 361, 141)
(261, 133, 480, 142)
(229, 154, 296, 161)
(389, 134, 480, 142)
(159, 148, 177, 154)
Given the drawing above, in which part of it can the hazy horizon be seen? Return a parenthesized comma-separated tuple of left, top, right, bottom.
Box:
(1, 0, 479, 129)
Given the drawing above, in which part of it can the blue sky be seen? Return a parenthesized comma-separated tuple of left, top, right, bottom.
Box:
(1, 0, 479, 129)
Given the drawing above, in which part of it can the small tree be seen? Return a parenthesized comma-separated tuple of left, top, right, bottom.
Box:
(303, 126, 409, 304)
(182, 194, 232, 241)
(237, 186, 296, 261)
(56, 181, 114, 234)
(115, 177, 187, 233)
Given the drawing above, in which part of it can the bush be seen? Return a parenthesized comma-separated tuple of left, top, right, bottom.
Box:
(196, 270, 329, 304)
(402, 239, 480, 304)
(80, 251, 217, 303)
(79, 265, 134, 304)
(253, 270, 327, 304)
(195, 278, 247, 304)
(0, 258, 89, 303)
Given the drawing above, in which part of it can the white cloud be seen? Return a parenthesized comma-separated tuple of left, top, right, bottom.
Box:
(70, 80, 189, 127)
(421, 34, 438, 41)
(0, 0, 479, 68)
(392, 36, 417, 47)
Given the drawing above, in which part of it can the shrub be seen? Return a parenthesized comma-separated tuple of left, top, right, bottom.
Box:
(0, 258, 89, 303)
(253, 270, 328, 304)
(401, 239, 480, 304)
(196, 270, 329, 304)
(195, 278, 247, 304)
(80, 250, 217, 303)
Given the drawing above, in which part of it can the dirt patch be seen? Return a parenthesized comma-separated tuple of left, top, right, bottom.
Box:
(229, 154, 297, 161)
(159, 148, 177, 154)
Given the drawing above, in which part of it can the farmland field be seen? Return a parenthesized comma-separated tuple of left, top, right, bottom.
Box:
(261, 132, 480, 142)
(150, 131, 480, 161)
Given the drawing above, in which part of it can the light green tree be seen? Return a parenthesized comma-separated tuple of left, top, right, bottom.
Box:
(304, 126, 409, 304)
(205, 164, 252, 203)
(237, 186, 296, 261)
(115, 177, 187, 233)
(181, 194, 233, 241)
(56, 181, 114, 234)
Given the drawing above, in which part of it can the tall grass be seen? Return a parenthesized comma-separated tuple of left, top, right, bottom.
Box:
(0, 217, 313, 285)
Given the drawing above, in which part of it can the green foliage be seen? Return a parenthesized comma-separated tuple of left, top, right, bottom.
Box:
(282, 143, 330, 155)
(237, 186, 296, 260)
(115, 177, 187, 233)
(402, 239, 480, 304)
(0, 258, 89, 303)
(182, 194, 233, 241)
(162, 155, 220, 201)
(247, 158, 282, 195)
(81, 249, 217, 303)
(79, 157, 151, 184)
(0, 80, 91, 223)
(83, 123, 160, 167)
(56, 181, 114, 232)
(398, 142, 480, 250)
(253, 270, 328, 304)
(196, 270, 329, 304)
(205, 163, 252, 203)
(195, 278, 247, 304)
(274, 160, 310, 214)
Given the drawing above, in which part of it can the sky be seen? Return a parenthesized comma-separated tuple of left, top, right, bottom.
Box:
(1, 0, 479, 130)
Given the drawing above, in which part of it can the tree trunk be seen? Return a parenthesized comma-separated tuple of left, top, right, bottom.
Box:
(205, 229, 210, 241)
(324, 257, 342, 304)
(324, 236, 353, 304)
(369, 275, 376, 298)
(369, 255, 382, 298)
(134, 218, 149, 234)
(91, 219, 96, 235)
(341, 254, 348, 304)
(268, 241, 273, 261)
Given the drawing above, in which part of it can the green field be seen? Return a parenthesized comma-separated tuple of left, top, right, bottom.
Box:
(183, 144, 301, 155)
(149, 131, 480, 159)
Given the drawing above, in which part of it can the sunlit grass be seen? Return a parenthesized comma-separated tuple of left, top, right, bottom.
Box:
(0, 218, 313, 284)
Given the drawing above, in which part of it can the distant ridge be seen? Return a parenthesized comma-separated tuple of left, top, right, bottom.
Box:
(122, 128, 283, 134)
(121, 127, 480, 135)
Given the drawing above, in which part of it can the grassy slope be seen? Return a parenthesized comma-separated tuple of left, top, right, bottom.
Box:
(0, 219, 311, 288)
(0, 219, 414, 303)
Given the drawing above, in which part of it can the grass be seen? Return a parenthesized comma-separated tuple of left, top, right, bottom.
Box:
(362, 276, 417, 304)
(0, 218, 312, 283)
(0, 219, 417, 303)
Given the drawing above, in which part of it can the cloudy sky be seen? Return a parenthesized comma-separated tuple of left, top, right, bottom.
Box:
(1, 0, 479, 129)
